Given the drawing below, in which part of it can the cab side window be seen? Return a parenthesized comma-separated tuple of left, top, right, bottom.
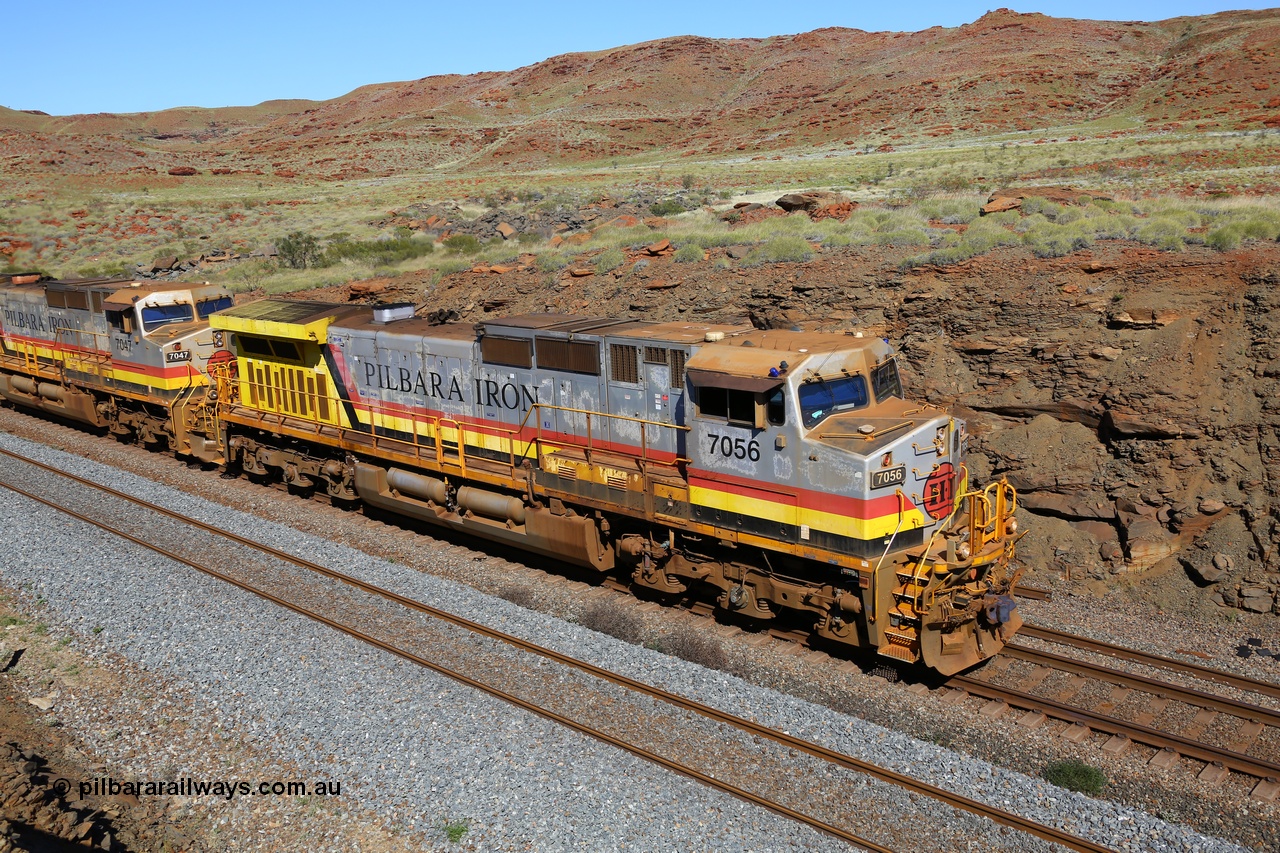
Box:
(106, 310, 134, 334)
(697, 386, 756, 428)
(766, 387, 786, 426)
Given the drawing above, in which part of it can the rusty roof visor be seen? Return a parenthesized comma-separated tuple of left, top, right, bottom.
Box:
(685, 345, 790, 393)
(212, 298, 363, 342)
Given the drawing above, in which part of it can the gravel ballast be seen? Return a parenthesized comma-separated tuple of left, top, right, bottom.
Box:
(0, 429, 1258, 851)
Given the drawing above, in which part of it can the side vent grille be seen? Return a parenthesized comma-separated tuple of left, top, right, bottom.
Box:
(610, 344, 638, 384)
(668, 349, 686, 389)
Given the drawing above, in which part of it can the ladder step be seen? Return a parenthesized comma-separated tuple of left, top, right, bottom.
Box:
(878, 640, 920, 662)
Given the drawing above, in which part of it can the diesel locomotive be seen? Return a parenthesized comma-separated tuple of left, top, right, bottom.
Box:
(0, 274, 1023, 674)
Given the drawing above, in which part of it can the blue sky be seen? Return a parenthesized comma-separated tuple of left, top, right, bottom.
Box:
(4, 2, 1275, 116)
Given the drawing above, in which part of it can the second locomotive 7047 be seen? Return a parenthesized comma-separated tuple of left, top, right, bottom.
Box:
(0, 275, 1023, 674)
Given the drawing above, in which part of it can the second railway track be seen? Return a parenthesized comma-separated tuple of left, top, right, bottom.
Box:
(0, 443, 1124, 853)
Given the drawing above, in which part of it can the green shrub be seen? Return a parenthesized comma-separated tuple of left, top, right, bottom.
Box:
(324, 235, 433, 267)
(1135, 218, 1185, 251)
(1054, 206, 1083, 225)
(918, 197, 979, 225)
(277, 231, 321, 269)
(1022, 221, 1094, 258)
(1140, 201, 1200, 228)
(1206, 224, 1242, 251)
(516, 231, 542, 245)
(442, 234, 482, 255)
(674, 244, 704, 263)
(744, 235, 814, 266)
(649, 199, 686, 217)
(536, 252, 569, 272)
(873, 228, 929, 247)
(901, 244, 979, 269)
(594, 247, 625, 274)
(1021, 197, 1063, 220)
(1043, 759, 1107, 795)
(685, 229, 741, 249)
(441, 819, 469, 843)
(1236, 215, 1280, 241)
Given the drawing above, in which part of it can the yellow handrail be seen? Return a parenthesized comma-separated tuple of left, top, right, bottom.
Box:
(907, 478, 1017, 614)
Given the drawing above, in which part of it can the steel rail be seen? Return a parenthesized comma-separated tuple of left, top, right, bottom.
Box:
(0, 447, 1113, 853)
(1011, 584, 1052, 601)
(0, 472, 889, 852)
(949, 674, 1280, 780)
(1000, 643, 1280, 729)
(1020, 623, 1280, 703)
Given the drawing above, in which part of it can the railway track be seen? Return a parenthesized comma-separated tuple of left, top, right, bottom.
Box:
(0, 444, 1116, 853)
(950, 626, 1280, 801)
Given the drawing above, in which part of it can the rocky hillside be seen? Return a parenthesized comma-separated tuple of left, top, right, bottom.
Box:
(5, 8, 1280, 179)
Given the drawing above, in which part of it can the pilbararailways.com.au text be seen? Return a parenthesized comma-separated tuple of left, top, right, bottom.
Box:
(65, 777, 343, 801)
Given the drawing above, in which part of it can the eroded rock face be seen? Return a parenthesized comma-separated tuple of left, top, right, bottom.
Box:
(892, 247, 1275, 590)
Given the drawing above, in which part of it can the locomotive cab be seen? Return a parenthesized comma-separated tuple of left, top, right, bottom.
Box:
(0, 275, 235, 458)
(684, 329, 1021, 674)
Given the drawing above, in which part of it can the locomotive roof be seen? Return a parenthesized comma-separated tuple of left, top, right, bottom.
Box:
(100, 280, 223, 306)
(339, 316, 477, 340)
(1, 276, 225, 305)
(685, 328, 884, 389)
(216, 298, 366, 341)
(219, 300, 889, 362)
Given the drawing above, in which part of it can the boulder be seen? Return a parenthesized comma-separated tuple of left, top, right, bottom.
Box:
(980, 196, 1023, 215)
(1103, 409, 1198, 440)
(1122, 517, 1178, 570)
(811, 201, 858, 221)
(1105, 308, 1180, 328)
(347, 281, 387, 298)
(1240, 588, 1274, 613)
(599, 214, 641, 230)
(1181, 557, 1223, 585)
(775, 191, 850, 213)
(495, 222, 516, 240)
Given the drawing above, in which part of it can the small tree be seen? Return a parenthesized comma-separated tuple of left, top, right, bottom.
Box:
(277, 231, 321, 269)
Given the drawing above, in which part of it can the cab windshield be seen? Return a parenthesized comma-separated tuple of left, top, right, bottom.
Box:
(196, 296, 233, 318)
(141, 303, 194, 333)
(798, 374, 868, 427)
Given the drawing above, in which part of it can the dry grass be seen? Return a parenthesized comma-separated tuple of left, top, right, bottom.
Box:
(6, 126, 1280, 286)
(577, 599, 645, 644)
